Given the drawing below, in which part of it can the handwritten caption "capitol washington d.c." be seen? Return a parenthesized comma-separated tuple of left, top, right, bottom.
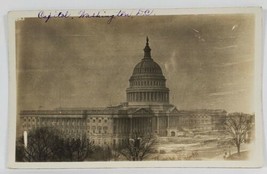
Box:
(38, 9, 155, 23)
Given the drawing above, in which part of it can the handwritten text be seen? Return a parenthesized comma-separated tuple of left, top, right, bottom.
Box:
(37, 9, 154, 23)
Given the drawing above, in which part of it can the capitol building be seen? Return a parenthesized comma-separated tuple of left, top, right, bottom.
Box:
(20, 38, 227, 146)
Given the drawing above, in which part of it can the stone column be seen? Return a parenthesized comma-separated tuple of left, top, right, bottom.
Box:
(120, 119, 122, 134)
(167, 93, 168, 102)
(122, 118, 124, 134)
(136, 117, 140, 132)
(121, 119, 123, 134)
(132, 118, 134, 133)
(134, 118, 136, 133)
(130, 117, 133, 135)
(144, 92, 147, 101)
(157, 116, 159, 135)
(143, 92, 145, 101)
(118, 119, 120, 134)
(167, 115, 170, 129)
(142, 118, 144, 133)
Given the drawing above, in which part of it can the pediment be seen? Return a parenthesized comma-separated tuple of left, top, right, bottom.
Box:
(169, 107, 179, 114)
(130, 108, 152, 116)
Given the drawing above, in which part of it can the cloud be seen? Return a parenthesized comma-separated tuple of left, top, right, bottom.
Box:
(213, 45, 238, 50)
(164, 51, 177, 73)
(208, 89, 246, 97)
(214, 58, 253, 67)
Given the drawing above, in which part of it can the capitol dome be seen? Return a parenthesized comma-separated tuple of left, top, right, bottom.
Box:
(126, 37, 169, 105)
(132, 41, 163, 76)
(132, 59, 163, 75)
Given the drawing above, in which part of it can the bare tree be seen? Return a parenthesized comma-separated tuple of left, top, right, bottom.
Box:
(119, 132, 157, 161)
(17, 127, 61, 162)
(224, 113, 253, 155)
(16, 127, 95, 162)
(15, 136, 26, 162)
(63, 135, 94, 161)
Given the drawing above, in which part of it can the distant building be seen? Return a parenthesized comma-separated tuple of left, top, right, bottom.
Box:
(20, 37, 227, 146)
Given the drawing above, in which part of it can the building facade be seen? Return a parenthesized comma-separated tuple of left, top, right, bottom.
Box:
(20, 37, 227, 146)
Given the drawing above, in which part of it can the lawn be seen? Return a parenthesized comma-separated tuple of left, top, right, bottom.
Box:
(146, 135, 250, 161)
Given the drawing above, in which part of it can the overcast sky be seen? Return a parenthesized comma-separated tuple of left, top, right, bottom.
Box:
(16, 14, 255, 113)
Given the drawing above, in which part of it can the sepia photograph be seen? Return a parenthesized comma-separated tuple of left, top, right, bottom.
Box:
(8, 8, 263, 168)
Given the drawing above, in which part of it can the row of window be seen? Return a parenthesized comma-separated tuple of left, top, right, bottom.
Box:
(180, 116, 211, 119)
(134, 67, 160, 73)
(23, 118, 35, 122)
(88, 130, 108, 134)
(62, 129, 83, 134)
(89, 126, 108, 130)
(25, 118, 91, 125)
(91, 138, 114, 145)
(127, 92, 169, 102)
(87, 119, 108, 123)
(130, 80, 164, 87)
(32, 122, 86, 127)
(180, 120, 211, 124)
(87, 126, 109, 134)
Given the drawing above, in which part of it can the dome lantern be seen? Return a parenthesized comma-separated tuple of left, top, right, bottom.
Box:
(143, 36, 152, 60)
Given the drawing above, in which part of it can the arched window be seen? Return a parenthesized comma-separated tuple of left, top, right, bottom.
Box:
(103, 126, 108, 134)
(97, 126, 101, 134)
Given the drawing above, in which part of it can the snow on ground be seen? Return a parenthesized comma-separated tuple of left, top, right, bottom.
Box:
(147, 134, 251, 161)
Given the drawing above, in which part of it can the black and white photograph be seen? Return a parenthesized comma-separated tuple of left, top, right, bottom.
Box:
(7, 8, 263, 168)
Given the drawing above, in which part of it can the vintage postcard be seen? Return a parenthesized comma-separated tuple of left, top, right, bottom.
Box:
(8, 8, 263, 168)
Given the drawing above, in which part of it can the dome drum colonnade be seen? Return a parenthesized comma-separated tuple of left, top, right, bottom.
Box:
(126, 37, 170, 105)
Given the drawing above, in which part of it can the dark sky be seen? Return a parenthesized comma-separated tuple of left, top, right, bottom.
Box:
(16, 14, 255, 113)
